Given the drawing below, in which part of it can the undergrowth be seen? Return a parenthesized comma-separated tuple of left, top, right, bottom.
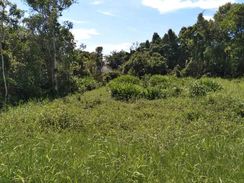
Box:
(0, 76, 244, 182)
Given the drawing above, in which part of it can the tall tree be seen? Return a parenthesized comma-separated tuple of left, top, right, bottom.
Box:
(161, 29, 181, 70)
(106, 50, 130, 70)
(25, 0, 75, 94)
(95, 46, 103, 75)
(0, 0, 23, 104)
(215, 3, 244, 76)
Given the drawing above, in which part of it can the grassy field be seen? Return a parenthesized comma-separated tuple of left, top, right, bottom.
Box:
(0, 77, 244, 182)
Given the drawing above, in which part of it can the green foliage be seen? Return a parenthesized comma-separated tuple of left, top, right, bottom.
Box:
(108, 75, 144, 100)
(123, 52, 167, 77)
(39, 104, 84, 131)
(143, 87, 166, 100)
(189, 79, 222, 97)
(106, 50, 130, 70)
(108, 75, 184, 101)
(0, 78, 244, 182)
(199, 78, 223, 92)
(72, 77, 99, 93)
(110, 75, 141, 85)
(1, 2, 244, 107)
(102, 71, 121, 83)
(189, 82, 208, 97)
(148, 75, 171, 88)
(109, 82, 144, 101)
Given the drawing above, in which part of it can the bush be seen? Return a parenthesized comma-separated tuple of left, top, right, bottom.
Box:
(108, 75, 185, 101)
(111, 75, 141, 85)
(123, 52, 167, 77)
(143, 87, 165, 100)
(168, 86, 182, 97)
(148, 75, 171, 88)
(199, 78, 223, 92)
(189, 79, 222, 97)
(189, 82, 208, 97)
(102, 71, 121, 83)
(108, 82, 144, 101)
(72, 77, 99, 93)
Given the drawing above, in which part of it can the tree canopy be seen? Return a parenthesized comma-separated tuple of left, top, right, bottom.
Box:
(0, 1, 243, 106)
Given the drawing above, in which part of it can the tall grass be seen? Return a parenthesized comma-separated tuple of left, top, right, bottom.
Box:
(0, 77, 244, 182)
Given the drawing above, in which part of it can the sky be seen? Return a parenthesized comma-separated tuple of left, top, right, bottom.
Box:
(11, 0, 244, 55)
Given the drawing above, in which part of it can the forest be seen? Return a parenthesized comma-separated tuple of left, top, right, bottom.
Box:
(0, 0, 244, 182)
(0, 1, 243, 106)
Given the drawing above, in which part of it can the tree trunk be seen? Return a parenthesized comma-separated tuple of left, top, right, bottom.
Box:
(0, 3, 8, 104)
(52, 33, 58, 94)
(0, 42, 8, 103)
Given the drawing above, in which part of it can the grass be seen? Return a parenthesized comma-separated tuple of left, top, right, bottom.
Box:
(0, 77, 244, 182)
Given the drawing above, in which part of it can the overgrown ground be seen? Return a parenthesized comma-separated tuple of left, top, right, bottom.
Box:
(0, 77, 244, 182)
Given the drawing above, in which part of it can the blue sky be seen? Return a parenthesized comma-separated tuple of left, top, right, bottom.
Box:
(12, 0, 244, 54)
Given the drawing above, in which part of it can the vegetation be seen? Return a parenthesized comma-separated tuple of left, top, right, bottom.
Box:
(0, 1, 244, 182)
(0, 2, 243, 106)
(0, 77, 244, 182)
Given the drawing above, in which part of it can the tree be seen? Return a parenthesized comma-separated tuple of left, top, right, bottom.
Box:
(215, 3, 244, 76)
(106, 50, 130, 70)
(161, 29, 182, 70)
(95, 46, 103, 75)
(25, 0, 75, 94)
(152, 32, 161, 44)
(123, 52, 167, 77)
(0, 0, 23, 104)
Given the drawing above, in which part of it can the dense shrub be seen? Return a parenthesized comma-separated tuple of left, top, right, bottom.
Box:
(110, 75, 141, 85)
(148, 75, 171, 88)
(108, 82, 144, 100)
(199, 78, 223, 92)
(143, 87, 165, 100)
(108, 75, 184, 101)
(72, 77, 100, 92)
(168, 86, 183, 97)
(189, 82, 208, 97)
(102, 71, 121, 83)
(123, 52, 167, 77)
(189, 79, 222, 97)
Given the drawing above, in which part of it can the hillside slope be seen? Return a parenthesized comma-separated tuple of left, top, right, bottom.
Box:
(0, 78, 244, 182)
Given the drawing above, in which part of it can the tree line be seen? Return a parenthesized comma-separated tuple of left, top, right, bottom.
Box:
(0, 1, 243, 106)
(0, 0, 105, 106)
(107, 3, 243, 78)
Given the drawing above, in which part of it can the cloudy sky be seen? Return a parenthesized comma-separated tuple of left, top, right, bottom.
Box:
(12, 0, 243, 54)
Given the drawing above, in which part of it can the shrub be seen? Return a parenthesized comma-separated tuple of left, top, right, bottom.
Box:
(102, 71, 121, 83)
(72, 77, 99, 92)
(111, 75, 141, 85)
(108, 82, 144, 101)
(143, 87, 165, 100)
(108, 75, 184, 101)
(168, 86, 182, 97)
(189, 79, 222, 97)
(199, 78, 223, 92)
(148, 75, 170, 88)
(123, 52, 167, 77)
(189, 82, 208, 97)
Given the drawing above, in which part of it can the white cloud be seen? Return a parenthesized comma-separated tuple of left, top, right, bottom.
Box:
(97, 11, 116, 17)
(203, 15, 214, 21)
(71, 28, 100, 41)
(91, 0, 103, 5)
(142, 0, 236, 14)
